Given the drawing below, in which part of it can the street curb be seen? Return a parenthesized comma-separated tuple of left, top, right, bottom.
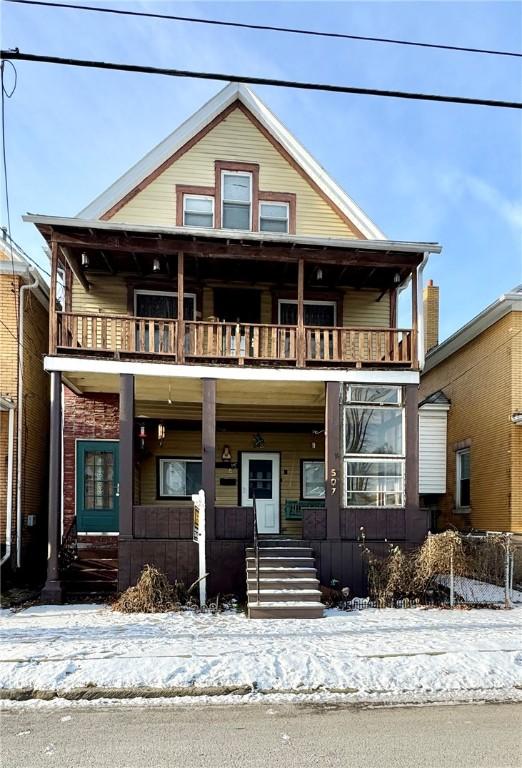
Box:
(0, 685, 253, 701)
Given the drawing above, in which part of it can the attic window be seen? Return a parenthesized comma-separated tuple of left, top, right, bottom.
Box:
(222, 172, 252, 230)
(259, 202, 289, 233)
(183, 195, 214, 228)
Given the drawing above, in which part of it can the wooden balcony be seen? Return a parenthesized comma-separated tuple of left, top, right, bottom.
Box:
(56, 311, 415, 367)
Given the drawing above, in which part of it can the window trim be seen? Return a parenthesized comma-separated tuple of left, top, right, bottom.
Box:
(259, 201, 290, 233)
(157, 457, 202, 500)
(344, 457, 405, 508)
(455, 448, 471, 511)
(182, 194, 215, 228)
(221, 170, 253, 231)
(277, 299, 337, 326)
(134, 289, 197, 320)
(300, 459, 326, 501)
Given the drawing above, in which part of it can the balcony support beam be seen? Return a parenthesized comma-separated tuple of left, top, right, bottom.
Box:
(202, 378, 216, 540)
(41, 371, 63, 603)
(177, 252, 185, 364)
(119, 374, 134, 540)
(411, 266, 419, 369)
(297, 257, 305, 367)
(325, 381, 341, 539)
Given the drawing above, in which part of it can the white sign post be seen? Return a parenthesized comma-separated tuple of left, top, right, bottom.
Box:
(192, 489, 206, 607)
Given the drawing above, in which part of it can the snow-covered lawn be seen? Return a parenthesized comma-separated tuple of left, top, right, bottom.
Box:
(1, 604, 521, 705)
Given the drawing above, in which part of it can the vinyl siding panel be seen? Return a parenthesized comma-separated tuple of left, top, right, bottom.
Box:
(419, 408, 448, 494)
(110, 107, 358, 238)
(343, 289, 390, 327)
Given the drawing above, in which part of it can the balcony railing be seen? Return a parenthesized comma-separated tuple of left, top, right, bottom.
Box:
(56, 312, 414, 367)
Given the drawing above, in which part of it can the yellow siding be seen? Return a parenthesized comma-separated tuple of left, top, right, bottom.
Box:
(420, 312, 520, 533)
(71, 274, 128, 315)
(138, 428, 325, 536)
(343, 289, 390, 327)
(110, 107, 357, 238)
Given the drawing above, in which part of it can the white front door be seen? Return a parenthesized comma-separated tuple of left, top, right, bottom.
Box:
(241, 452, 280, 534)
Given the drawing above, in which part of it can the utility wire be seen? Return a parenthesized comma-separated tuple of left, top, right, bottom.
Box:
(2, 50, 521, 109)
(6, 0, 522, 59)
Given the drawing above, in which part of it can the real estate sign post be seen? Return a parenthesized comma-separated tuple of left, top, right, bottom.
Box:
(192, 490, 206, 607)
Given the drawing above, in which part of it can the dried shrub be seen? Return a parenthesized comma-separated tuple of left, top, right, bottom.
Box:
(113, 565, 178, 613)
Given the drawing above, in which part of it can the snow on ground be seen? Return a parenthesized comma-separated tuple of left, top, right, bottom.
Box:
(434, 575, 522, 604)
(1, 604, 521, 704)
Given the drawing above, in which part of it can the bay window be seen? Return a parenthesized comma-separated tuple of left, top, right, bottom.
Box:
(343, 385, 405, 507)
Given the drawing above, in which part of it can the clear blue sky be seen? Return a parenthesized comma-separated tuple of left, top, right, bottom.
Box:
(2, 0, 521, 340)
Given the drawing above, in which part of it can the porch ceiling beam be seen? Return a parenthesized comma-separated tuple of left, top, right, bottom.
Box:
(100, 250, 116, 275)
(51, 231, 423, 269)
(59, 245, 90, 292)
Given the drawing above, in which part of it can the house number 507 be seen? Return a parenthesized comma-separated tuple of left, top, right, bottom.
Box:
(330, 468, 337, 495)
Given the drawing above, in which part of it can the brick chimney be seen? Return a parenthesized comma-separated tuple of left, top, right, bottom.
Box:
(423, 280, 439, 353)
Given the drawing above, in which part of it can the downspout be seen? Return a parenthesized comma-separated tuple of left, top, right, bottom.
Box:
(16, 269, 39, 569)
(0, 402, 15, 567)
(416, 252, 430, 371)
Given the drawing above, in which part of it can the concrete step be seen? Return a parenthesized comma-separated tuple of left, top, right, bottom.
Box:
(248, 602, 324, 619)
(247, 577, 320, 590)
(246, 557, 314, 568)
(258, 539, 307, 547)
(247, 589, 321, 602)
(246, 567, 317, 579)
(246, 547, 312, 558)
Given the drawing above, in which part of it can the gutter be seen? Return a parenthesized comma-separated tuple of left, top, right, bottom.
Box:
(15, 268, 39, 569)
(0, 399, 15, 567)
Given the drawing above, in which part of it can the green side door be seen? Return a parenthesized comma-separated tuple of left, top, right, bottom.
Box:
(76, 440, 119, 532)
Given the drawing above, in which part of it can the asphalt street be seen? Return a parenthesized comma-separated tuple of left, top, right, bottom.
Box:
(2, 701, 521, 768)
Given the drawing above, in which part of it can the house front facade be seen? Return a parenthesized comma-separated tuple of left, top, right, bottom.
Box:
(26, 83, 441, 612)
(420, 285, 522, 534)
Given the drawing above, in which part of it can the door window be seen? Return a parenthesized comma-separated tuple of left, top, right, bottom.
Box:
(248, 459, 273, 500)
(278, 300, 336, 326)
(84, 450, 114, 510)
(77, 441, 119, 532)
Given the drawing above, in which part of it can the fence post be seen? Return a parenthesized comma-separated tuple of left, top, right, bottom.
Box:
(450, 551, 455, 608)
(504, 535, 512, 609)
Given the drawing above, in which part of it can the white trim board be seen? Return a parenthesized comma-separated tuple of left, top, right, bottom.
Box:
(76, 82, 386, 238)
(44, 355, 420, 385)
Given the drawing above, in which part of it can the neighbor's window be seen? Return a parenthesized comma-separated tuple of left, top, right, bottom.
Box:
(456, 449, 470, 509)
(302, 461, 325, 500)
(343, 384, 405, 507)
(222, 172, 252, 230)
(183, 195, 214, 228)
(259, 202, 289, 233)
(158, 458, 202, 499)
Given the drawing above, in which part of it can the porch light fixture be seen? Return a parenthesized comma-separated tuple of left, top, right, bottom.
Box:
(316, 267, 323, 281)
(221, 444, 232, 463)
(394, 272, 401, 284)
(253, 433, 265, 449)
(81, 252, 89, 269)
(158, 422, 166, 447)
(138, 422, 147, 450)
(311, 428, 325, 449)
(152, 258, 161, 273)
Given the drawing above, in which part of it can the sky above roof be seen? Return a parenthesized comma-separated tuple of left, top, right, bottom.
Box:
(2, 0, 521, 340)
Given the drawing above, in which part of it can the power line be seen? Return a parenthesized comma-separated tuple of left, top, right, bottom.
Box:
(2, 50, 521, 109)
(6, 0, 522, 59)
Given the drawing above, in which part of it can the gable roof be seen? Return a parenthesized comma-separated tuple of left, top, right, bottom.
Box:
(78, 82, 386, 239)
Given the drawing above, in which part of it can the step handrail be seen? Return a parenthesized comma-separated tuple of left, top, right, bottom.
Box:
(252, 493, 260, 606)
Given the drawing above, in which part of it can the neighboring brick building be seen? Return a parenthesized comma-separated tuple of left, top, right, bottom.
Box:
(419, 285, 522, 533)
(0, 232, 50, 576)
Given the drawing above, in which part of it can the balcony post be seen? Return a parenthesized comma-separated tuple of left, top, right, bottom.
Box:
(202, 378, 216, 540)
(49, 238, 58, 354)
(297, 257, 305, 367)
(411, 266, 419, 368)
(177, 251, 185, 364)
(119, 374, 134, 539)
(325, 381, 341, 539)
(41, 371, 63, 602)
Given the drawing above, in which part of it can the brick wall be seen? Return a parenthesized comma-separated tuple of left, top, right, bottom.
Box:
(63, 389, 119, 531)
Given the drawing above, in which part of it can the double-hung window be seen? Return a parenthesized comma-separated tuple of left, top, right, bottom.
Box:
(183, 195, 214, 228)
(222, 172, 252, 230)
(259, 202, 289, 233)
(343, 385, 405, 507)
(456, 449, 470, 509)
(158, 458, 202, 499)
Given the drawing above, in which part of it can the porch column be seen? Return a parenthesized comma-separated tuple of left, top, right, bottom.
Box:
(404, 383, 424, 542)
(49, 238, 58, 354)
(42, 371, 63, 602)
(202, 378, 216, 540)
(325, 381, 341, 539)
(296, 257, 305, 367)
(411, 266, 419, 369)
(177, 251, 185, 364)
(119, 374, 134, 539)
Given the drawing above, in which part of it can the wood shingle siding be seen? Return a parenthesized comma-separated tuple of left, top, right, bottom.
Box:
(109, 107, 358, 238)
